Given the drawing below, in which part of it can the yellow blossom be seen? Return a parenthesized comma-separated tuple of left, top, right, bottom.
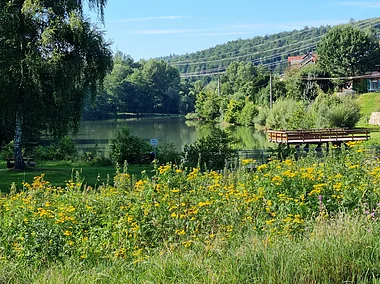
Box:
(63, 230, 72, 236)
(175, 229, 186, 235)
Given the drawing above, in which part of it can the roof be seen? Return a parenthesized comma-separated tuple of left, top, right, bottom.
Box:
(288, 56, 304, 63)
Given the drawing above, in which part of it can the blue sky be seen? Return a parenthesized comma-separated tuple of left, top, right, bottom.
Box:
(90, 0, 380, 61)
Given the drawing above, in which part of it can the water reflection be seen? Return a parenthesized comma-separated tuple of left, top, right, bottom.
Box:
(75, 117, 271, 154)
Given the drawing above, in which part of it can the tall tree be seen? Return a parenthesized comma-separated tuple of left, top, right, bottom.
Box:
(316, 24, 380, 77)
(0, 0, 112, 169)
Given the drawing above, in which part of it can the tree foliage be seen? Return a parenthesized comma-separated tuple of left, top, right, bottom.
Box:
(83, 55, 182, 119)
(317, 24, 380, 77)
(0, 0, 113, 168)
(110, 126, 152, 164)
(284, 64, 333, 101)
(183, 129, 236, 170)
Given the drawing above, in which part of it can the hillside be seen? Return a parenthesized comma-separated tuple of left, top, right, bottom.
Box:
(357, 92, 380, 126)
(356, 92, 380, 143)
(161, 18, 380, 76)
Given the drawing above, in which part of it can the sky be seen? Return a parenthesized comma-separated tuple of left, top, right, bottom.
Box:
(90, 0, 380, 61)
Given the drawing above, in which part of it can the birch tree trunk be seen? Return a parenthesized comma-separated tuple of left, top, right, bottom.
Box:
(13, 5, 26, 170)
(13, 111, 25, 170)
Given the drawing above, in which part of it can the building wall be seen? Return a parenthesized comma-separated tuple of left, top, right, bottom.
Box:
(368, 79, 380, 92)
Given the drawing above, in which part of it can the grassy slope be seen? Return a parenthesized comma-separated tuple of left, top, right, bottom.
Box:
(356, 92, 380, 144)
(0, 162, 153, 193)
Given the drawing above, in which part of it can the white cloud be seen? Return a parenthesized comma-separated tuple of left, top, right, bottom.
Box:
(110, 16, 184, 23)
(229, 20, 344, 32)
(133, 29, 198, 35)
(339, 2, 380, 8)
(191, 31, 251, 37)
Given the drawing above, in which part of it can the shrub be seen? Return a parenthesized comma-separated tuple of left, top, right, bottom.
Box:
(110, 126, 152, 164)
(195, 91, 220, 121)
(34, 136, 77, 161)
(0, 141, 14, 160)
(156, 142, 181, 164)
(81, 144, 113, 166)
(238, 103, 259, 126)
(184, 112, 198, 120)
(309, 94, 361, 129)
(327, 98, 361, 128)
(266, 98, 310, 130)
(183, 128, 236, 170)
(224, 99, 245, 124)
(353, 79, 368, 94)
(255, 106, 269, 127)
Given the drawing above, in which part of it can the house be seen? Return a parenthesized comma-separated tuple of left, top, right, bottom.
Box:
(287, 55, 304, 66)
(367, 71, 380, 92)
(287, 53, 317, 67)
(352, 69, 380, 93)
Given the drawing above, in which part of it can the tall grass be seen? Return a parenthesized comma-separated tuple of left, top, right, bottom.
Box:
(2, 215, 380, 283)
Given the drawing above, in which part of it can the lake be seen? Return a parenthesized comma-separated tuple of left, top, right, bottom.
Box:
(74, 116, 271, 154)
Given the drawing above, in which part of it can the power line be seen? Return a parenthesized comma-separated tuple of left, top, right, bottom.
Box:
(173, 36, 322, 67)
(301, 74, 380, 81)
(178, 19, 380, 78)
(180, 59, 290, 78)
(179, 42, 317, 77)
(170, 27, 321, 65)
(174, 19, 377, 65)
(174, 18, 380, 70)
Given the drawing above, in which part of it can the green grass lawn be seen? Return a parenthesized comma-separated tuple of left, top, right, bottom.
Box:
(0, 161, 154, 193)
(356, 92, 380, 144)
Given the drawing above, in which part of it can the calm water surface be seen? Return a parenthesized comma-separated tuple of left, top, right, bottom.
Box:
(75, 116, 271, 154)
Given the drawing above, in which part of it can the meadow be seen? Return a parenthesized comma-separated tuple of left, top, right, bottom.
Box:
(0, 162, 152, 193)
(1, 142, 380, 283)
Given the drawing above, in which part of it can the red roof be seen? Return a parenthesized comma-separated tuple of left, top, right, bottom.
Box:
(288, 56, 304, 63)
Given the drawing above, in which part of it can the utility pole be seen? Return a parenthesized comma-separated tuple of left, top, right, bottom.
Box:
(217, 73, 220, 96)
(269, 68, 273, 109)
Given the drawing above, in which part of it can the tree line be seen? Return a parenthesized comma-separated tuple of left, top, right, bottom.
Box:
(82, 52, 192, 120)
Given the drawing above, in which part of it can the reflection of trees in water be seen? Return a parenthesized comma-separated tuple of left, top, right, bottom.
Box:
(229, 127, 272, 150)
(75, 118, 271, 154)
(187, 121, 271, 150)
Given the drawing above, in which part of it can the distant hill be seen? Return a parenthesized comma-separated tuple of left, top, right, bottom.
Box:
(161, 18, 380, 76)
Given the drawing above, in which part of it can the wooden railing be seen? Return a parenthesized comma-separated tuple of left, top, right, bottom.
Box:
(267, 128, 370, 144)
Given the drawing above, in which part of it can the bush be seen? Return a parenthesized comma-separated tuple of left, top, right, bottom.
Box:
(266, 98, 310, 130)
(183, 128, 236, 170)
(309, 94, 361, 129)
(255, 106, 269, 127)
(110, 126, 152, 164)
(327, 98, 361, 128)
(238, 103, 259, 126)
(34, 136, 77, 161)
(81, 144, 113, 166)
(224, 99, 245, 124)
(184, 112, 198, 120)
(156, 142, 181, 164)
(0, 141, 14, 160)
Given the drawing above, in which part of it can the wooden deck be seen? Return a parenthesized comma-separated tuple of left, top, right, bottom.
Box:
(267, 128, 370, 144)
